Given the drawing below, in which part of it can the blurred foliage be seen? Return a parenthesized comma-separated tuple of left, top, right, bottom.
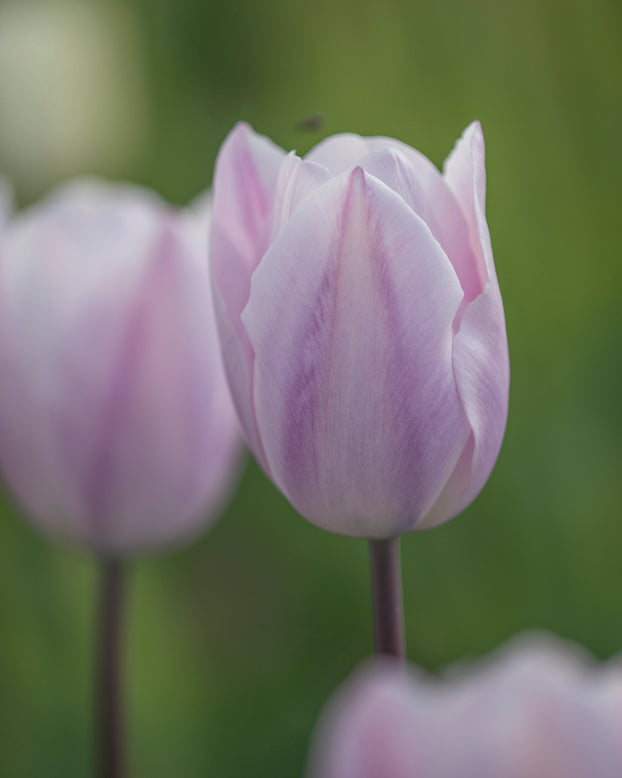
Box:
(1, 0, 621, 775)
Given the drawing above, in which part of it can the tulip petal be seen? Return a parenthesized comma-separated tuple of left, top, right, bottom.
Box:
(305, 133, 382, 174)
(242, 168, 469, 537)
(70, 223, 239, 552)
(308, 134, 487, 301)
(0, 183, 162, 542)
(210, 122, 286, 466)
(307, 133, 440, 179)
(357, 148, 484, 301)
(1, 181, 158, 363)
(270, 152, 331, 240)
(307, 661, 428, 778)
(0, 335, 84, 541)
(419, 123, 509, 528)
(443, 122, 490, 265)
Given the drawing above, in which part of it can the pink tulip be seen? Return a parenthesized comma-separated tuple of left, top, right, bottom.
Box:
(210, 122, 509, 538)
(308, 634, 622, 778)
(0, 181, 242, 555)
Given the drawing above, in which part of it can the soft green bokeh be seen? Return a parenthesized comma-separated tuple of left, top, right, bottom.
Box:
(1, 0, 621, 775)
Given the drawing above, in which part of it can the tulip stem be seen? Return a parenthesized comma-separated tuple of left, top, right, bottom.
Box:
(368, 538, 406, 660)
(97, 558, 126, 778)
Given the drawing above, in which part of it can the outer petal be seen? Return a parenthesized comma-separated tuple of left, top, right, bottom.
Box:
(0, 183, 161, 543)
(419, 123, 509, 529)
(242, 168, 468, 538)
(0, 181, 159, 364)
(104, 198, 244, 554)
(182, 193, 244, 510)
(79, 220, 241, 554)
(438, 636, 622, 778)
(590, 665, 622, 764)
(307, 661, 430, 778)
(210, 123, 286, 467)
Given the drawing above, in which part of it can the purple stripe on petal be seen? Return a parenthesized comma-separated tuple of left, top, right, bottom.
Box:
(84, 224, 179, 539)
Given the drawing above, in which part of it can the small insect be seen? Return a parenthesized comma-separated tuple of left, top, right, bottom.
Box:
(295, 114, 326, 132)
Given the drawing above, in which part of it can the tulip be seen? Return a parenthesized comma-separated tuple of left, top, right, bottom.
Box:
(210, 121, 509, 540)
(0, 180, 241, 555)
(210, 121, 509, 660)
(0, 180, 242, 777)
(307, 634, 622, 778)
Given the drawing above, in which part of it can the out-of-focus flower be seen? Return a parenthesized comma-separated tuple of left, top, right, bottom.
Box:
(210, 122, 508, 538)
(307, 634, 622, 778)
(0, 181, 241, 556)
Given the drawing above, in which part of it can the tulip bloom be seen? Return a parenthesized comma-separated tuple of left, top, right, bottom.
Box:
(0, 180, 241, 555)
(210, 122, 508, 538)
(307, 635, 622, 778)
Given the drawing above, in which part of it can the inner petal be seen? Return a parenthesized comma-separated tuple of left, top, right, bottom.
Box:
(270, 153, 332, 240)
(305, 133, 378, 175)
(358, 147, 486, 302)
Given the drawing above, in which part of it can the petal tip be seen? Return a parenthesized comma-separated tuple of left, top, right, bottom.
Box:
(218, 121, 259, 161)
(462, 121, 486, 167)
(231, 119, 254, 136)
(348, 164, 368, 191)
(467, 118, 483, 136)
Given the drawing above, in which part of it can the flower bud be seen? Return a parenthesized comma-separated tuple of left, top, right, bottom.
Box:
(0, 181, 242, 555)
(210, 122, 509, 537)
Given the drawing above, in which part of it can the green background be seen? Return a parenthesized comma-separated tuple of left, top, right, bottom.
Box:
(1, 0, 621, 775)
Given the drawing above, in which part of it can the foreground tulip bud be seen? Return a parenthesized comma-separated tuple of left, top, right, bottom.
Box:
(210, 122, 509, 538)
(0, 180, 242, 555)
(307, 634, 622, 778)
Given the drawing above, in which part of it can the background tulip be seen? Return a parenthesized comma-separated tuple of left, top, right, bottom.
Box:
(0, 180, 241, 555)
(0, 179, 243, 776)
(210, 121, 509, 540)
(307, 634, 622, 778)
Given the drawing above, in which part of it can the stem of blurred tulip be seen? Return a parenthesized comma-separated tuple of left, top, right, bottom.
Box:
(369, 539, 406, 660)
(97, 558, 125, 778)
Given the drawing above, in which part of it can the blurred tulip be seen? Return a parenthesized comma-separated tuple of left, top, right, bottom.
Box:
(0, 181, 242, 555)
(307, 634, 622, 778)
(210, 121, 509, 538)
